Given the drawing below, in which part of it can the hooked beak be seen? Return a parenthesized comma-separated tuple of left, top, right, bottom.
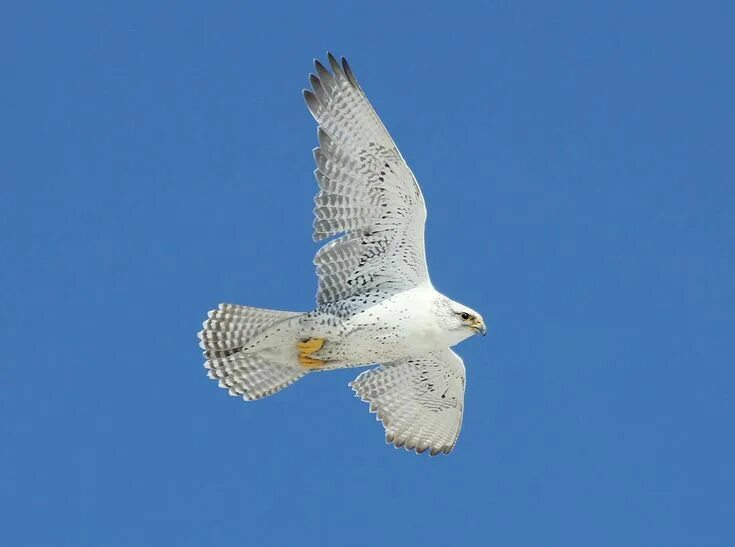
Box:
(471, 318, 487, 336)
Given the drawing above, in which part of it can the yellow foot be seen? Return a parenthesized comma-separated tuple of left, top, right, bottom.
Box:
(297, 338, 326, 369)
(299, 355, 326, 368)
(296, 338, 325, 354)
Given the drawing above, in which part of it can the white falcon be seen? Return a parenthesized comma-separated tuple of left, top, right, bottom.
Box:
(199, 53, 486, 456)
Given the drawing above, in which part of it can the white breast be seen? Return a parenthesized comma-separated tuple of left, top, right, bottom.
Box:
(339, 284, 446, 361)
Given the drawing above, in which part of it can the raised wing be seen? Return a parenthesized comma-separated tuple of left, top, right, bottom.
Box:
(350, 349, 466, 456)
(304, 54, 429, 305)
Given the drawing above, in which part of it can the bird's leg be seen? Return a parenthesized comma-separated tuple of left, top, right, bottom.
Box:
(297, 338, 326, 368)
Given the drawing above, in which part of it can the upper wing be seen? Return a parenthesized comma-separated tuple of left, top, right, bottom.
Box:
(304, 53, 429, 305)
(350, 349, 466, 456)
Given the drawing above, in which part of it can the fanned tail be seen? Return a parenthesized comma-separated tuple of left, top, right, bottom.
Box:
(198, 303, 306, 401)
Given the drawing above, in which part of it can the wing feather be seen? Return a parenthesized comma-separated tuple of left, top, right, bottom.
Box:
(305, 53, 429, 304)
(350, 349, 466, 456)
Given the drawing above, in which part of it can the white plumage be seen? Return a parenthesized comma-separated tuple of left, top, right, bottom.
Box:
(198, 53, 485, 456)
(351, 349, 466, 455)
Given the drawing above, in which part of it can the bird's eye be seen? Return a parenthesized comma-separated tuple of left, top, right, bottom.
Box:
(460, 312, 470, 320)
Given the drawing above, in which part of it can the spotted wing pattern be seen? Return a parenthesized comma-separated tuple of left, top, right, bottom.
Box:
(305, 54, 429, 305)
(350, 349, 466, 456)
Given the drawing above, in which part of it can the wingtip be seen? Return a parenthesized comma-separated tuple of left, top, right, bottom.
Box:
(314, 59, 330, 79)
(303, 89, 318, 113)
(327, 51, 342, 74)
(309, 73, 325, 97)
(341, 56, 359, 88)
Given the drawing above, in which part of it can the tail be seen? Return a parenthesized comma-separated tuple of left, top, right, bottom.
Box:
(198, 303, 305, 401)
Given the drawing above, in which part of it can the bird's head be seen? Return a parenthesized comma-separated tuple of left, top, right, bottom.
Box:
(437, 297, 486, 341)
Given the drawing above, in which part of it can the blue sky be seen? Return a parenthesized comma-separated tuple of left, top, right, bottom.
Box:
(2, 1, 734, 545)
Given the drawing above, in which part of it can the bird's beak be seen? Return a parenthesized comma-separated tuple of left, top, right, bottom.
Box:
(471, 318, 487, 336)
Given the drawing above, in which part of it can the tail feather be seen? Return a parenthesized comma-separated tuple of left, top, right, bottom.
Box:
(198, 303, 306, 401)
(199, 303, 300, 358)
(206, 354, 308, 401)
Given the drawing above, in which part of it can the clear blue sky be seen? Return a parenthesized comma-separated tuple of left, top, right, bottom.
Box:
(2, 1, 734, 546)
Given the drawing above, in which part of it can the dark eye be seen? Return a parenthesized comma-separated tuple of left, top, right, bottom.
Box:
(460, 312, 470, 320)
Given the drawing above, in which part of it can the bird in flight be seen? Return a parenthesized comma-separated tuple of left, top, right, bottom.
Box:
(199, 53, 486, 455)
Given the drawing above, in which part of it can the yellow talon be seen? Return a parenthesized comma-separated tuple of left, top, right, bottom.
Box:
(296, 338, 325, 354)
(299, 355, 326, 368)
(297, 338, 326, 369)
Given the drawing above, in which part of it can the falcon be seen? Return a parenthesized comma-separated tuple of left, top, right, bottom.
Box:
(199, 53, 486, 455)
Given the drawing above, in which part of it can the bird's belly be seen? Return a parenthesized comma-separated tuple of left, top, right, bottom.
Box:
(316, 310, 444, 367)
